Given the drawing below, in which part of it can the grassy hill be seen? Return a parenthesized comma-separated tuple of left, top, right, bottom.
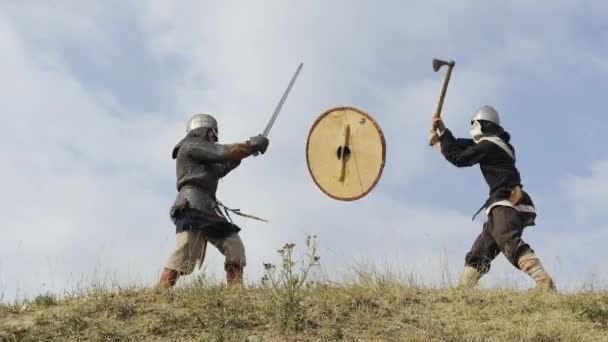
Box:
(2, 281, 608, 341)
(2, 241, 608, 341)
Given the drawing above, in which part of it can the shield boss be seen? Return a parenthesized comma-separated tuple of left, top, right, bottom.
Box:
(306, 107, 386, 201)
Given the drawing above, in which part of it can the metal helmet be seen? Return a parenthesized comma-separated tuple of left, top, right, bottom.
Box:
(186, 113, 218, 133)
(471, 105, 500, 126)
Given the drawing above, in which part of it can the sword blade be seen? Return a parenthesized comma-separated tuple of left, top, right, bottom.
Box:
(262, 62, 303, 137)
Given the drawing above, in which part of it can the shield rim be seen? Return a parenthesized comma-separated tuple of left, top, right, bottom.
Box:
(305, 106, 386, 201)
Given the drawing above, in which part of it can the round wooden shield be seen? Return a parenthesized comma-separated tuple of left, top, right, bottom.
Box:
(306, 107, 386, 201)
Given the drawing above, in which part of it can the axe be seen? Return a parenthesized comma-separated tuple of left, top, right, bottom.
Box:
(429, 58, 455, 146)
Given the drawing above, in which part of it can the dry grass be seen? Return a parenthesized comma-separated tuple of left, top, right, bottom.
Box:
(2, 282, 608, 341)
(2, 239, 608, 341)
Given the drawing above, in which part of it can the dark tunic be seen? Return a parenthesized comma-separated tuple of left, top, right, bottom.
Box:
(438, 129, 534, 218)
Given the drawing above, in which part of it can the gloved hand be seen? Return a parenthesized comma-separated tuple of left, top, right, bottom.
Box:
(248, 134, 269, 155)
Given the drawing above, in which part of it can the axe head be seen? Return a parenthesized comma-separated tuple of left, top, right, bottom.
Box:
(433, 59, 455, 72)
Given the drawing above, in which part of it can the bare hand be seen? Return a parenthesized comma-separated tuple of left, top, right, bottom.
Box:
(432, 118, 446, 132)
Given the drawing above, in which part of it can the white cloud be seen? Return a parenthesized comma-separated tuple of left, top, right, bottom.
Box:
(2, 3, 112, 54)
(563, 160, 608, 217)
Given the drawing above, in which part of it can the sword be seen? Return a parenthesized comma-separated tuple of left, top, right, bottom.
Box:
(262, 62, 303, 137)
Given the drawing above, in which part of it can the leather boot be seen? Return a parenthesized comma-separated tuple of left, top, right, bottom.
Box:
(158, 268, 179, 289)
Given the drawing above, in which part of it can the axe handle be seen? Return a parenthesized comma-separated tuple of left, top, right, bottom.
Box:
(434, 66, 454, 119)
(429, 65, 454, 146)
(428, 131, 441, 146)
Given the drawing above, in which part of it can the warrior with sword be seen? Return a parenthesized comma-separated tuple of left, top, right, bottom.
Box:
(158, 63, 303, 288)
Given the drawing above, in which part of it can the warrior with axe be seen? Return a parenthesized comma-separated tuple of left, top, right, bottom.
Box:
(158, 63, 303, 288)
(429, 59, 556, 291)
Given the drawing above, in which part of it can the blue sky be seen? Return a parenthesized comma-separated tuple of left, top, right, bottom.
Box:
(1, 1, 607, 301)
